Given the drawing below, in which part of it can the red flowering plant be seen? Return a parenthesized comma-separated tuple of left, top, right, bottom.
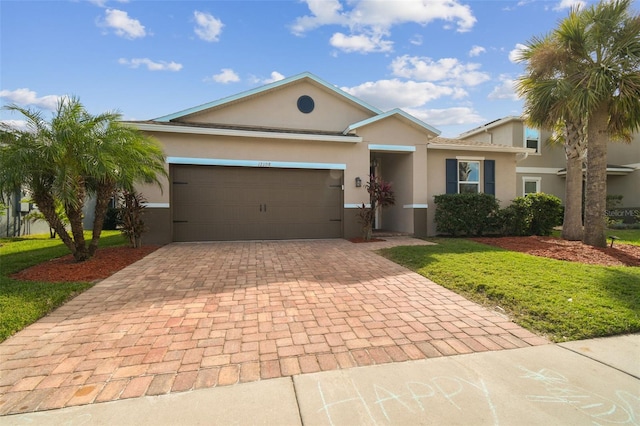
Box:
(357, 175, 395, 240)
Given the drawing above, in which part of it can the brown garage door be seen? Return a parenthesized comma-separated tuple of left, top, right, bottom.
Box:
(171, 165, 343, 241)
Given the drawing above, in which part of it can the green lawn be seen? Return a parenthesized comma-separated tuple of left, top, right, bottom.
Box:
(0, 232, 127, 341)
(381, 237, 640, 342)
(606, 228, 640, 246)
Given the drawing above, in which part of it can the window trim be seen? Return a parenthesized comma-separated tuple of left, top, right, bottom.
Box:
(524, 126, 540, 154)
(458, 160, 481, 194)
(446, 158, 495, 195)
(523, 176, 541, 195)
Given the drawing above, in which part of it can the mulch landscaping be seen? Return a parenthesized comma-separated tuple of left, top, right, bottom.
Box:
(11, 245, 161, 283)
(472, 236, 640, 267)
(10, 236, 639, 284)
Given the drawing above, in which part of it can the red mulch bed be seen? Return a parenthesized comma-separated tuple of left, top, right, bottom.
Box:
(12, 245, 161, 283)
(471, 236, 640, 267)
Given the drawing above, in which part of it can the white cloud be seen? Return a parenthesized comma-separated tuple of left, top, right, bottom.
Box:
(553, 0, 586, 11)
(469, 45, 486, 57)
(509, 43, 528, 63)
(292, 0, 475, 54)
(249, 71, 286, 85)
(210, 68, 240, 84)
(330, 32, 393, 53)
(488, 75, 520, 100)
(263, 71, 285, 84)
(342, 79, 466, 111)
(390, 55, 490, 87)
(409, 34, 423, 46)
(194, 11, 224, 42)
(102, 8, 146, 39)
(0, 88, 63, 110)
(0, 120, 30, 131)
(118, 58, 182, 71)
(88, 0, 130, 7)
(404, 107, 485, 127)
(293, 0, 476, 34)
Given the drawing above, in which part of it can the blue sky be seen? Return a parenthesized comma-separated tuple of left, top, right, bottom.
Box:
(1, 0, 603, 137)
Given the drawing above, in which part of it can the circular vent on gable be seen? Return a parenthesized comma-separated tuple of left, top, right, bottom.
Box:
(297, 95, 315, 114)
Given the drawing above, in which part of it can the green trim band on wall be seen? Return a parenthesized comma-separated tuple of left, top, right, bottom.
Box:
(368, 144, 416, 152)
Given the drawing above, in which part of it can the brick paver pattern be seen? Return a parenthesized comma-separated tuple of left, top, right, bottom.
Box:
(0, 238, 548, 415)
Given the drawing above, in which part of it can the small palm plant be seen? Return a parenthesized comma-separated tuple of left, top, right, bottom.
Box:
(118, 191, 147, 248)
(357, 175, 395, 241)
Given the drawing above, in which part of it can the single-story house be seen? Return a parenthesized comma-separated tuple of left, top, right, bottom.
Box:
(128, 72, 533, 244)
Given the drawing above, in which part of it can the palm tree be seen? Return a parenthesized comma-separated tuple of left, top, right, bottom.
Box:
(0, 97, 167, 261)
(518, 0, 640, 247)
(557, 0, 640, 247)
(517, 34, 588, 241)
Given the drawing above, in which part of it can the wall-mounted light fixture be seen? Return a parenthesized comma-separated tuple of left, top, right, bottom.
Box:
(355, 177, 362, 187)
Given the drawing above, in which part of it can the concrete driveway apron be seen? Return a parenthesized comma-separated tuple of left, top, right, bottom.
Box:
(0, 238, 547, 415)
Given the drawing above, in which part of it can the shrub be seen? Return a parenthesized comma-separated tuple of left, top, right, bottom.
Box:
(103, 207, 119, 230)
(497, 193, 563, 237)
(357, 175, 395, 240)
(434, 193, 500, 236)
(118, 191, 147, 248)
(526, 193, 563, 236)
(496, 198, 531, 236)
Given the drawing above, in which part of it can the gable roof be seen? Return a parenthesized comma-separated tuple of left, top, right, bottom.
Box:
(343, 108, 441, 137)
(458, 116, 522, 139)
(154, 72, 384, 122)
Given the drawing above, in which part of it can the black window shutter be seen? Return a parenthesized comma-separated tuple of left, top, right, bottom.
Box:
(446, 159, 458, 194)
(484, 159, 495, 195)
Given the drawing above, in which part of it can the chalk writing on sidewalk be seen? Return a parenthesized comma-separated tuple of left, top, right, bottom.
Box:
(316, 376, 499, 426)
(519, 367, 639, 425)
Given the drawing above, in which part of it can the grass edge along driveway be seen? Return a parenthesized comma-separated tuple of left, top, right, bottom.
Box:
(0, 232, 126, 342)
(381, 237, 640, 343)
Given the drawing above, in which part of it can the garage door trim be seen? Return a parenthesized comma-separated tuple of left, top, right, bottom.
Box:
(168, 156, 346, 170)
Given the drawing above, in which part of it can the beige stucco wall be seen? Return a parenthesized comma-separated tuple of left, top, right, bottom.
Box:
(179, 81, 374, 133)
(425, 149, 518, 236)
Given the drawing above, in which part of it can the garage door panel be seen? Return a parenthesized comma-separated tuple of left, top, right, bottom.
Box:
(171, 165, 343, 241)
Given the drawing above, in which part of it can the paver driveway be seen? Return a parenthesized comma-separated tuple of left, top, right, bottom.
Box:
(0, 238, 547, 415)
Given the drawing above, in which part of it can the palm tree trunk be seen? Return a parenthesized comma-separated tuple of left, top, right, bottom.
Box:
(32, 191, 76, 255)
(64, 183, 90, 261)
(562, 154, 584, 240)
(583, 103, 609, 248)
(89, 183, 115, 256)
(66, 202, 90, 261)
(561, 121, 586, 241)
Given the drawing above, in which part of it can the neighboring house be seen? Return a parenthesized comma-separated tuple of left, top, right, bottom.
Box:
(458, 116, 640, 221)
(0, 190, 50, 237)
(127, 73, 532, 244)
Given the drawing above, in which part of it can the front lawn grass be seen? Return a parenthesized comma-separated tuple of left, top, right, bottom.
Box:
(381, 238, 640, 342)
(606, 228, 640, 246)
(0, 231, 126, 341)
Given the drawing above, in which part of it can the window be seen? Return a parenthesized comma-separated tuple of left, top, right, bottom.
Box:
(458, 161, 480, 193)
(523, 177, 541, 195)
(446, 158, 495, 195)
(524, 127, 540, 153)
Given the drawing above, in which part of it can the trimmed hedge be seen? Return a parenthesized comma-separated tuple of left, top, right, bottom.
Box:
(434, 192, 563, 237)
(434, 193, 500, 236)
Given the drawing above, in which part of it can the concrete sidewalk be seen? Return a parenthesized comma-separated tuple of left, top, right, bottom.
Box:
(4, 333, 638, 425)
